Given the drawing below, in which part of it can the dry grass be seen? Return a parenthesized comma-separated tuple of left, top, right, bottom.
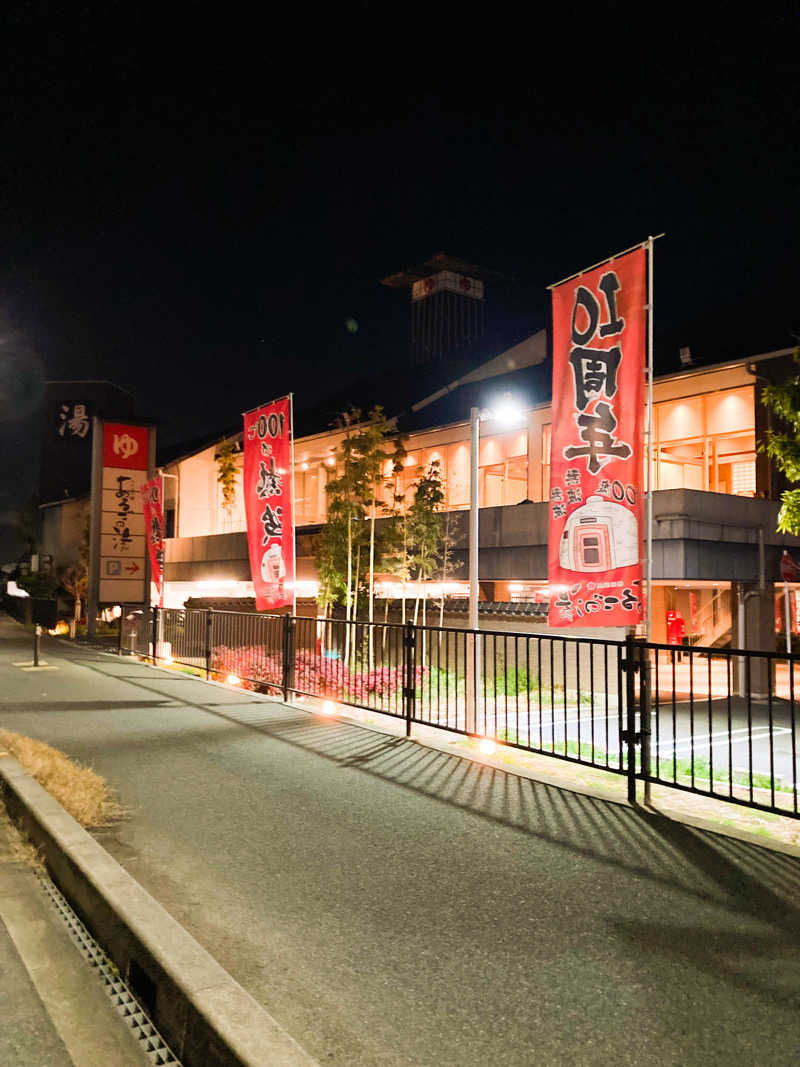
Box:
(0, 805, 44, 869)
(0, 730, 123, 828)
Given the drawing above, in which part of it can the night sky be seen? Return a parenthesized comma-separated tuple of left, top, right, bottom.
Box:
(0, 7, 797, 553)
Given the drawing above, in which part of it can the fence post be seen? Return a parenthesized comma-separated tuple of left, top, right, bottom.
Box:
(403, 621, 416, 737)
(205, 609, 214, 680)
(151, 605, 159, 664)
(282, 614, 296, 702)
(622, 632, 639, 804)
(639, 641, 652, 806)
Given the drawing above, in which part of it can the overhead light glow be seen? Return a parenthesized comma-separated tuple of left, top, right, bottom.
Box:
(326, 456, 336, 466)
(490, 393, 525, 426)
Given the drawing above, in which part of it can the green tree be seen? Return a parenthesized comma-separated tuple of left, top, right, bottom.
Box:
(317, 410, 367, 664)
(216, 441, 239, 516)
(379, 476, 411, 623)
(314, 407, 404, 667)
(352, 408, 405, 665)
(437, 502, 463, 629)
(408, 460, 445, 628)
(761, 350, 800, 533)
(15, 496, 41, 556)
(58, 504, 90, 635)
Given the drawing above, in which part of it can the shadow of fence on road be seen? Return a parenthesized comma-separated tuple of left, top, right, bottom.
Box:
(48, 644, 800, 973)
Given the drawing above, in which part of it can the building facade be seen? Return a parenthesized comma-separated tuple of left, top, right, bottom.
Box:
(157, 342, 800, 653)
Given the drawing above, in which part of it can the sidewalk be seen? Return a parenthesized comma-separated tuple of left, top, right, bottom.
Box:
(0, 814, 146, 1066)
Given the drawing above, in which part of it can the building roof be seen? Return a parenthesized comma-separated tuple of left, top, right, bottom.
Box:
(380, 252, 512, 289)
(156, 334, 798, 470)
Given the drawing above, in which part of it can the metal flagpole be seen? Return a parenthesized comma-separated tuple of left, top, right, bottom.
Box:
(785, 579, 791, 655)
(547, 235, 663, 290)
(289, 392, 297, 618)
(645, 234, 662, 640)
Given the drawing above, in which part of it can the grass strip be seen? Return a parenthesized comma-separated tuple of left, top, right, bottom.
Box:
(0, 729, 123, 828)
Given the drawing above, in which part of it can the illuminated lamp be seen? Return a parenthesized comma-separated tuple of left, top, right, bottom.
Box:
(321, 700, 336, 716)
(226, 673, 242, 686)
(478, 738, 496, 756)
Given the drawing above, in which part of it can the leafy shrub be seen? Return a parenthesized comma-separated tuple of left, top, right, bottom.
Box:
(210, 645, 425, 699)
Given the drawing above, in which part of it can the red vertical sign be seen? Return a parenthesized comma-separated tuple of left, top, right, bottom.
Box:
(548, 247, 646, 628)
(140, 477, 165, 605)
(243, 396, 294, 611)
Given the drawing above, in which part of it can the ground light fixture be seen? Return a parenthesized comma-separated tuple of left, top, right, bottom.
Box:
(164, 654, 174, 665)
(478, 738, 496, 756)
(226, 673, 241, 686)
(321, 700, 336, 715)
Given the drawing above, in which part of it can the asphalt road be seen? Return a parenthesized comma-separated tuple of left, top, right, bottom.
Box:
(3, 619, 800, 1066)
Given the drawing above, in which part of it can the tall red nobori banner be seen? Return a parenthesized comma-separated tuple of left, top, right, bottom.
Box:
(140, 477, 165, 605)
(548, 247, 647, 628)
(243, 395, 294, 611)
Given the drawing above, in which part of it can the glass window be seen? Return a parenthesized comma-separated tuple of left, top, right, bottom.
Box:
(654, 386, 755, 496)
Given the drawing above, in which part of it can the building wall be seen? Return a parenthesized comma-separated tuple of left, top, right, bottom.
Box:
(176, 445, 219, 538)
(40, 498, 86, 570)
(165, 490, 800, 589)
(164, 360, 764, 544)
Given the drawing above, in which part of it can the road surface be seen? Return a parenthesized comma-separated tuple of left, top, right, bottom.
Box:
(2, 620, 800, 1066)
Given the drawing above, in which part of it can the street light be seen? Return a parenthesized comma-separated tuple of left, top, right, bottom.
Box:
(468, 394, 525, 630)
(467, 394, 525, 733)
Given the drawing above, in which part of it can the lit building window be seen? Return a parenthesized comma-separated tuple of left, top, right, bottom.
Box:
(731, 460, 756, 496)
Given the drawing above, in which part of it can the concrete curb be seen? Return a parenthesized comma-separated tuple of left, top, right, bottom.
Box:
(0, 755, 317, 1067)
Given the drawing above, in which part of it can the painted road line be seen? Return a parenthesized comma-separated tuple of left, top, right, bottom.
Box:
(655, 726, 792, 753)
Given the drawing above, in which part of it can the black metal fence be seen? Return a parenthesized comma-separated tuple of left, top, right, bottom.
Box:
(643, 641, 800, 818)
(119, 606, 800, 820)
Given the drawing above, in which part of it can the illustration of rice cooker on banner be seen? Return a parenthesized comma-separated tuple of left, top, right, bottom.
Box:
(261, 543, 285, 584)
(558, 496, 638, 572)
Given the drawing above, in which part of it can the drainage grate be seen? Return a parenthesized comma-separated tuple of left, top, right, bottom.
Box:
(37, 872, 182, 1066)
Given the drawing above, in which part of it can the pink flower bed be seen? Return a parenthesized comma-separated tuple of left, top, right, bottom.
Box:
(210, 645, 425, 700)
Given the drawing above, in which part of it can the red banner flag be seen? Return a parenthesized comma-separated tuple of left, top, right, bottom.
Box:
(140, 476, 165, 605)
(548, 247, 647, 628)
(243, 396, 294, 611)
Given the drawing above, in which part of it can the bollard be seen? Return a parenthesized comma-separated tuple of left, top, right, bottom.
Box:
(33, 624, 41, 667)
(205, 609, 214, 680)
(151, 605, 159, 664)
(639, 643, 652, 806)
(402, 621, 416, 737)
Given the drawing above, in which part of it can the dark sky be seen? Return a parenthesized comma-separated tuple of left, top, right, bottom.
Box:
(0, 5, 798, 544)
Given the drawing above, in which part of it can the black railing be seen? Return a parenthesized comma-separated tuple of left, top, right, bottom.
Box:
(643, 641, 800, 818)
(119, 605, 800, 820)
(120, 606, 631, 773)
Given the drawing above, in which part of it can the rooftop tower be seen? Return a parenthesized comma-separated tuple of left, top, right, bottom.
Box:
(382, 252, 498, 367)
